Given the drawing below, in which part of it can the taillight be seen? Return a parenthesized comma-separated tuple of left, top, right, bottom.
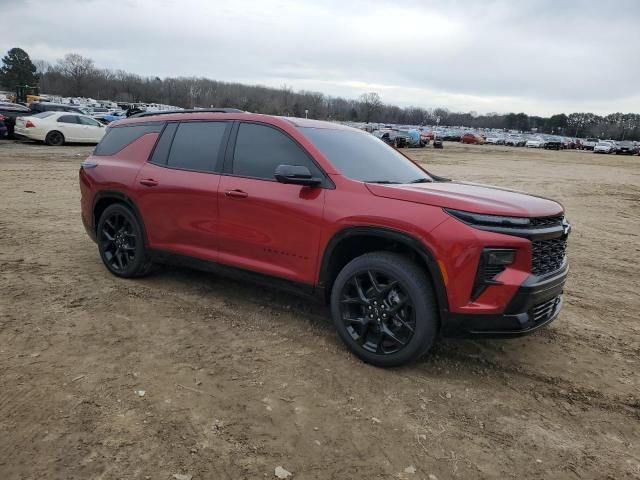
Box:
(25, 120, 36, 128)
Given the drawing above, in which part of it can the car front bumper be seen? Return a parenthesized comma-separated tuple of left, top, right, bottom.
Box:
(441, 262, 568, 338)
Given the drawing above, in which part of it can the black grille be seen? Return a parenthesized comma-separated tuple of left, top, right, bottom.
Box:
(532, 236, 567, 275)
(530, 215, 563, 228)
(532, 296, 561, 323)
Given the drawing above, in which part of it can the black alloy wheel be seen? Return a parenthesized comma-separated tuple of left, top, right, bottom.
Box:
(45, 130, 65, 146)
(97, 204, 152, 277)
(101, 212, 137, 272)
(331, 252, 438, 367)
(339, 269, 416, 355)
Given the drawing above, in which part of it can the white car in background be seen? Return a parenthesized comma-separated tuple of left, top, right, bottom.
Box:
(525, 136, 544, 148)
(14, 112, 107, 146)
(593, 141, 615, 154)
(485, 135, 504, 145)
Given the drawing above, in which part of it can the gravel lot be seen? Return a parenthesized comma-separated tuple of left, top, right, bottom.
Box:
(1, 140, 638, 479)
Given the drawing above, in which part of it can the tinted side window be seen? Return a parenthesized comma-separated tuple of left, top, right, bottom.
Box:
(232, 123, 321, 180)
(166, 121, 228, 172)
(150, 122, 178, 165)
(78, 116, 101, 126)
(58, 115, 79, 124)
(94, 123, 163, 156)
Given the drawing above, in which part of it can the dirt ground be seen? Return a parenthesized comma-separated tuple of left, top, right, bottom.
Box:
(0, 139, 638, 480)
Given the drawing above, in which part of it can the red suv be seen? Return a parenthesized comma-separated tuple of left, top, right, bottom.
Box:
(80, 111, 570, 367)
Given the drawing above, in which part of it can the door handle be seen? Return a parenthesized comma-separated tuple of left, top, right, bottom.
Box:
(224, 189, 248, 198)
(139, 178, 159, 187)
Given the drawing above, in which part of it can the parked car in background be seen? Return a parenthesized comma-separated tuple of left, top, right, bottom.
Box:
(583, 138, 599, 150)
(485, 135, 502, 145)
(505, 135, 526, 147)
(373, 129, 410, 148)
(441, 130, 462, 141)
(418, 130, 432, 146)
(94, 110, 127, 124)
(461, 133, 484, 144)
(562, 137, 575, 149)
(544, 136, 563, 150)
(28, 102, 87, 115)
(525, 136, 544, 148)
(0, 102, 31, 138)
(574, 138, 583, 150)
(406, 129, 425, 147)
(593, 141, 614, 154)
(614, 141, 638, 155)
(14, 111, 107, 145)
(419, 129, 434, 141)
(79, 111, 570, 367)
(0, 114, 7, 138)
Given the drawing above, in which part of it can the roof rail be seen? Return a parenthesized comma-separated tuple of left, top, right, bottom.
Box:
(129, 108, 244, 118)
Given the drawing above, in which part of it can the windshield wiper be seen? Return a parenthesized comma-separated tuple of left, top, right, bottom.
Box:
(408, 177, 433, 183)
(364, 180, 401, 184)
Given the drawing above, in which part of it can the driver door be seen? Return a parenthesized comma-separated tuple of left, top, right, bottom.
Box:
(55, 114, 84, 142)
(217, 122, 327, 284)
(77, 115, 106, 142)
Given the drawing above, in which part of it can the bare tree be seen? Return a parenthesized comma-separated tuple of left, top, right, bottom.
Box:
(359, 92, 383, 123)
(56, 53, 95, 96)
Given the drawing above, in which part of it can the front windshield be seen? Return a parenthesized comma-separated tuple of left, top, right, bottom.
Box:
(300, 127, 431, 184)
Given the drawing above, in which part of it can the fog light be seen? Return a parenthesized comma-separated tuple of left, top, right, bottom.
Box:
(470, 248, 516, 301)
(486, 249, 516, 266)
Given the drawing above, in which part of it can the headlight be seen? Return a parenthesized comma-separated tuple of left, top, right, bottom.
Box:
(444, 208, 531, 228)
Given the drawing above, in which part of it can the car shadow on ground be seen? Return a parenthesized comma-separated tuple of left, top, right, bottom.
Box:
(136, 264, 532, 374)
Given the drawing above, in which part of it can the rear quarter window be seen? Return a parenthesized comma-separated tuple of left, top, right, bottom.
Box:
(94, 123, 164, 156)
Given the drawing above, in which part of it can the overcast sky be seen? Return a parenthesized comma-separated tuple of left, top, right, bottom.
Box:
(3, 0, 639, 115)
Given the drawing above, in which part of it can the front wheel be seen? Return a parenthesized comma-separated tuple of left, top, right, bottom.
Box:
(330, 252, 439, 367)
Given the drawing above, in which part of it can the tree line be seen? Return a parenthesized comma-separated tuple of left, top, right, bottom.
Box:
(2, 47, 639, 140)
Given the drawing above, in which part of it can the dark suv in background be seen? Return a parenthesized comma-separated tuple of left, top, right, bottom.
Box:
(28, 102, 86, 115)
(0, 102, 31, 138)
(79, 111, 570, 367)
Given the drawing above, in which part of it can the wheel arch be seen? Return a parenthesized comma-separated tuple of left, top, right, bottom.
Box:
(93, 191, 149, 247)
(318, 226, 449, 315)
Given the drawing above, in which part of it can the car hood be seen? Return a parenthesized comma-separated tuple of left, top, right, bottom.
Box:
(365, 181, 563, 217)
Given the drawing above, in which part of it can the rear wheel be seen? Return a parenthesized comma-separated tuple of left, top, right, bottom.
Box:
(45, 130, 65, 146)
(97, 204, 153, 277)
(330, 252, 438, 367)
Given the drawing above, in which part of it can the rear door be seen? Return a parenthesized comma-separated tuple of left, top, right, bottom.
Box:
(217, 121, 327, 284)
(134, 120, 231, 262)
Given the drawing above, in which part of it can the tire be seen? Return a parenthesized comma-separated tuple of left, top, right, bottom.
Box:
(45, 130, 65, 146)
(330, 252, 438, 367)
(96, 203, 153, 278)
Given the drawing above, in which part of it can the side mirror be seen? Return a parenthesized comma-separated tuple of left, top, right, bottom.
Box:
(274, 164, 321, 186)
